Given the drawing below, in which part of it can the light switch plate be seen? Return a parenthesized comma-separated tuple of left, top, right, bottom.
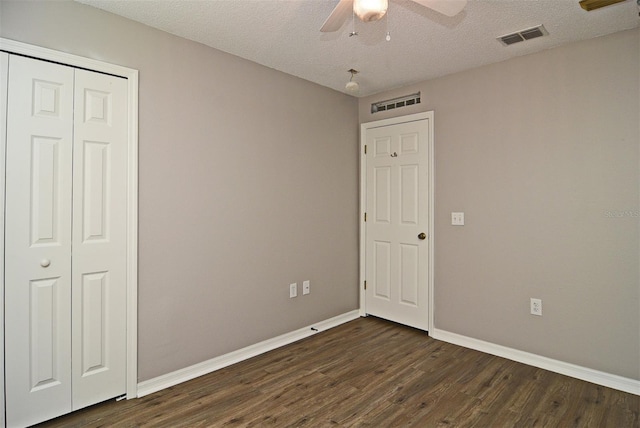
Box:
(452, 212, 465, 226)
(289, 283, 297, 298)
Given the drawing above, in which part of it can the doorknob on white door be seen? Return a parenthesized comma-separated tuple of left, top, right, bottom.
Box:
(40, 259, 51, 268)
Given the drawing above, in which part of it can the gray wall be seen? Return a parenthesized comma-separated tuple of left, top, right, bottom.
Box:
(360, 28, 640, 380)
(2, 0, 637, 385)
(1, 1, 359, 381)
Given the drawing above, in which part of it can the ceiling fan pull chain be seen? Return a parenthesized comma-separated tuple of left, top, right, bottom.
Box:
(350, 7, 358, 37)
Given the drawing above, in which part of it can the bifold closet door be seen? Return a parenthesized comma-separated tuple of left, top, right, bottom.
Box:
(5, 55, 75, 428)
(71, 68, 128, 410)
(4, 54, 128, 427)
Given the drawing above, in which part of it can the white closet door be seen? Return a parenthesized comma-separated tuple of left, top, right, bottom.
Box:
(71, 69, 128, 409)
(5, 55, 75, 427)
(5, 56, 128, 426)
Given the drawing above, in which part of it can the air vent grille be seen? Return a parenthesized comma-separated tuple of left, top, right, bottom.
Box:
(500, 34, 524, 45)
(521, 27, 545, 40)
(498, 25, 548, 46)
(371, 92, 421, 114)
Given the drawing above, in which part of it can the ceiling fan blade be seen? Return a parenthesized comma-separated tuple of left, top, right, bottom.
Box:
(320, 0, 354, 32)
(411, 0, 467, 17)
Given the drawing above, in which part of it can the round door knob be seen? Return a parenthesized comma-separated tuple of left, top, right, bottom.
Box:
(418, 233, 427, 240)
(40, 259, 51, 268)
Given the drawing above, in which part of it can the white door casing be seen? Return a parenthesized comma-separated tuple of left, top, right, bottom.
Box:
(360, 112, 434, 331)
(0, 38, 139, 425)
(0, 50, 8, 428)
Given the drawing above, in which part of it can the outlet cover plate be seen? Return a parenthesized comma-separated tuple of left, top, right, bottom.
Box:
(530, 298, 542, 316)
(452, 212, 465, 226)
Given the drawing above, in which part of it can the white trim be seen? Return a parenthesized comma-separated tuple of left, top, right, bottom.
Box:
(0, 38, 139, 400)
(431, 328, 640, 396)
(359, 111, 435, 330)
(0, 51, 8, 428)
(0, 38, 136, 79)
(358, 124, 367, 317)
(427, 114, 435, 332)
(124, 62, 139, 401)
(137, 310, 361, 398)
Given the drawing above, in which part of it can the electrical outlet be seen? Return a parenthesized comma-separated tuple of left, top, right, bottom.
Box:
(289, 283, 297, 298)
(303, 280, 310, 295)
(530, 298, 542, 316)
(452, 212, 465, 226)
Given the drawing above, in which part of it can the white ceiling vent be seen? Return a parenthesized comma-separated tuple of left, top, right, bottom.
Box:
(371, 92, 421, 114)
(497, 25, 548, 46)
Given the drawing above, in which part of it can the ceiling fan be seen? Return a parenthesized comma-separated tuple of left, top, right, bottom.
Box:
(321, 0, 468, 32)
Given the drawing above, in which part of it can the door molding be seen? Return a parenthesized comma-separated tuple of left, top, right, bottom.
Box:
(359, 111, 435, 330)
(0, 38, 139, 404)
(0, 51, 8, 428)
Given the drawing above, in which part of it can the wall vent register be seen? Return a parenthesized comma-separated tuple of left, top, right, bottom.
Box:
(371, 92, 421, 114)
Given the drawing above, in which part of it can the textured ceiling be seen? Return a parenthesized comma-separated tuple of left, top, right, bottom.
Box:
(77, 0, 638, 97)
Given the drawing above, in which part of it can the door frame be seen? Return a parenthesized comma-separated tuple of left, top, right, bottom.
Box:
(0, 38, 139, 410)
(359, 111, 435, 330)
(0, 51, 7, 428)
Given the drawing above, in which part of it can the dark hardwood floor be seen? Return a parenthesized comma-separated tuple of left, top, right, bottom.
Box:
(37, 317, 639, 427)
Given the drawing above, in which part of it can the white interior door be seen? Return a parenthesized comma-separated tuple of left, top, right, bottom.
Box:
(4, 54, 128, 426)
(71, 68, 128, 409)
(5, 55, 75, 427)
(364, 116, 431, 330)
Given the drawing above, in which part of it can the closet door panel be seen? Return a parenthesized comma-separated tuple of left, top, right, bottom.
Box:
(5, 55, 74, 428)
(71, 69, 128, 409)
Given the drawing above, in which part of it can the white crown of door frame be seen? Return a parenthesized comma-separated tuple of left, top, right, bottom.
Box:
(359, 111, 435, 330)
(0, 38, 139, 422)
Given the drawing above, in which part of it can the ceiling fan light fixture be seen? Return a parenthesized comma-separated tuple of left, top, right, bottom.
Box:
(346, 68, 360, 94)
(346, 81, 360, 93)
(353, 0, 389, 22)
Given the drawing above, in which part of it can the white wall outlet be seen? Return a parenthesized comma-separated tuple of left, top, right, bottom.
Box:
(530, 298, 542, 316)
(452, 212, 465, 226)
(289, 283, 297, 298)
(303, 280, 310, 295)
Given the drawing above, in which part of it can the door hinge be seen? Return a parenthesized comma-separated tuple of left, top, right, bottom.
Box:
(364, 212, 367, 222)
(364, 145, 367, 154)
(364, 280, 367, 290)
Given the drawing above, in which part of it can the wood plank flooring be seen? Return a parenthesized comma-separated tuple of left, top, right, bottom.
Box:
(37, 317, 639, 427)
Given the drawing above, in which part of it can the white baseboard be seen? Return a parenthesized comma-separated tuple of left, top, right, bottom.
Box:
(136, 310, 360, 398)
(430, 328, 640, 396)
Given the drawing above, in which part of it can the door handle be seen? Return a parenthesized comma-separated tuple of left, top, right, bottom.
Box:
(418, 233, 426, 240)
(40, 259, 51, 268)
